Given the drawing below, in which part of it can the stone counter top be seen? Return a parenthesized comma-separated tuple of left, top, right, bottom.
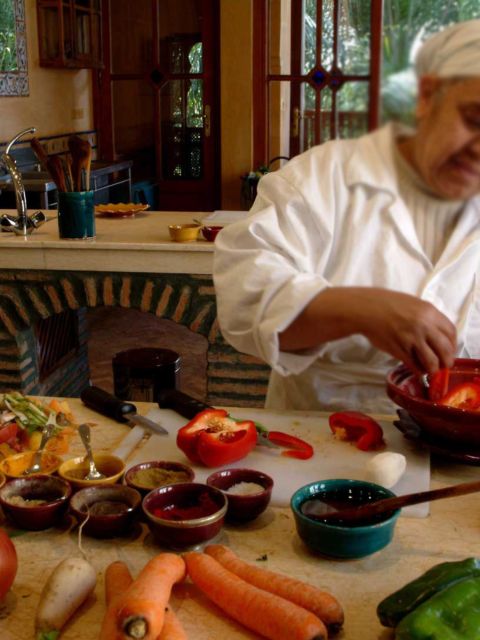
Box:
(2, 398, 480, 640)
(0, 211, 215, 273)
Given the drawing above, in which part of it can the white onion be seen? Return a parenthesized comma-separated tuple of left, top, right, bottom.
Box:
(364, 451, 407, 488)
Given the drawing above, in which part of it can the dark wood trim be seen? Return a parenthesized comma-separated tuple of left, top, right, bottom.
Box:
(369, 0, 383, 130)
(92, 0, 114, 160)
(252, 0, 267, 168)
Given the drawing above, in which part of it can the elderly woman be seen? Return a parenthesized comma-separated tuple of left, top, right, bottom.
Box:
(213, 20, 480, 413)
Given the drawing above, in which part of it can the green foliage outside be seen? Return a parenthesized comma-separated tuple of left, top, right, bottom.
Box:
(0, 0, 17, 72)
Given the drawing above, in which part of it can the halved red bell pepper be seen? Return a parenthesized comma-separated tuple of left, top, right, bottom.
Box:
(266, 431, 314, 459)
(439, 382, 480, 410)
(428, 368, 451, 402)
(329, 411, 385, 451)
(176, 408, 258, 467)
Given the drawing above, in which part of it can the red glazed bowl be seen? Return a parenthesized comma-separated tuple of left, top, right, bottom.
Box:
(206, 468, 273, 523)
(201, 225, 223, 242)
(0, 475, 72, 530)
(386, 358, 480, 446)
(142, 482, 227, 549)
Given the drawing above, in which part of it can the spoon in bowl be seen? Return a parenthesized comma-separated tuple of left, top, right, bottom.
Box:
(309, 479, 480, 524)
(78, 423, 105, 480)
(23, 412, 56, 475)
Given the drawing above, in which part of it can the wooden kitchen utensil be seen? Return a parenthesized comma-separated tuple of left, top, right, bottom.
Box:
(68, 135, 92, 191)
(30, 137, 49, 170)
(46, 155, 67, 192)
(314, 479, 480, 524)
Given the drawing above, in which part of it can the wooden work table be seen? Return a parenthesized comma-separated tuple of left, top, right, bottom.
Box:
(1, 398, 479, 640)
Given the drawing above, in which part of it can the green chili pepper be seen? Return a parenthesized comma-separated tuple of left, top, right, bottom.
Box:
(377, 557, 480, 627)
(395, 576, 480, 639)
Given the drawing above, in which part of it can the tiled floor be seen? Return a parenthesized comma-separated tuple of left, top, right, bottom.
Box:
(86, 307, 208, 401)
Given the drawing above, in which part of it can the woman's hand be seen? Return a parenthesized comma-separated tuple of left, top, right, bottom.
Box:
(279, 287, 457, 374)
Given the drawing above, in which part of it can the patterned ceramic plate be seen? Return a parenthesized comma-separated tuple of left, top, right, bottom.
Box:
(95, 203, 150, 218)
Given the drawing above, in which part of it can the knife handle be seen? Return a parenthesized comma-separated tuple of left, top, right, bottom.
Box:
(80, 385, 137, 423)
(157, 389, 212, 419)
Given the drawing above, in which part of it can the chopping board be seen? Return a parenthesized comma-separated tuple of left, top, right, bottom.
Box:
(124, 407, 430, 517)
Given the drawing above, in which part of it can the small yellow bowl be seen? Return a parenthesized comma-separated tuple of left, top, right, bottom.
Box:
(58, 454, 125, 489)
(168, 224, 201, 242)
(0, 451, 63, 479)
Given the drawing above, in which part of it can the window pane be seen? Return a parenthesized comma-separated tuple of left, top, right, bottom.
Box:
(268, 80, 292, 160)
(336, 81, 369, 138)
(303, 0, 316, 73)
(337, 1, 371, 74)
(158, 0, 202, 73)
(320, 1, 334, 69)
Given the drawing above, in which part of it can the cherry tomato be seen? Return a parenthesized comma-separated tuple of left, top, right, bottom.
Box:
(0, 422, 18, 444)
(0, 528, 17, 602)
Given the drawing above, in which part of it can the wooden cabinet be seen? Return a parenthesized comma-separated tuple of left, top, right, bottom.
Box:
(37, 0, 102, 68)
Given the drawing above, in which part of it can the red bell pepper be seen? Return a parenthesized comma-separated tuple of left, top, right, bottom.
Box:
(428, 368, 450, 402)
(439, 382, 480, 410)
(329, 411, 385, 451)
(266, 431, 314, 459)
(176, 408, 258, 467)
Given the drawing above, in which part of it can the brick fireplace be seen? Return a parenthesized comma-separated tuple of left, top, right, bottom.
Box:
(0, 269, 270, 407)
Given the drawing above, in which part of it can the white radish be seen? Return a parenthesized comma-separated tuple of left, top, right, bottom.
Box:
(364, 451, 407, 488)
(35, 556, 97, 640)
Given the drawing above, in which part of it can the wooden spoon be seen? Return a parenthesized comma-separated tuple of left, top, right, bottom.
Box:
(68, 135, 92, 191)
(30, 137, 49, 171)
(311, 479, 480, 524)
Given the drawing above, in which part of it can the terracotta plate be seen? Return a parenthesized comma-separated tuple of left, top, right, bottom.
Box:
(95, 203, 150, 218)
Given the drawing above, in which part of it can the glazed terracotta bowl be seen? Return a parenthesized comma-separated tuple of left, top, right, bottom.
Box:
(69, 484, 142, 538)
(201, 225, 223, 242)
(206, 468, 274, 523)
(168, 224, 201, 242)
(58, 453, 125, 490)
(125, 460, 195, 495)
(0, 474, 72, 530)
(143, 482, 227, 549)
(0, 451, 63, 479)
(290, 479, 400, 559)
(386, 358, 480, 446)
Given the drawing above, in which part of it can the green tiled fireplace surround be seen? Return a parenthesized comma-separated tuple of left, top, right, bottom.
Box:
(0, 270, 270, 406)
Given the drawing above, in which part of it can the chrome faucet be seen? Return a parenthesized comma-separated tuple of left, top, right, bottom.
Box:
(0, 127, 47, 235)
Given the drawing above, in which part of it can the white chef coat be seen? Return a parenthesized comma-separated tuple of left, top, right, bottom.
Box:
(213, 124, 480, 413)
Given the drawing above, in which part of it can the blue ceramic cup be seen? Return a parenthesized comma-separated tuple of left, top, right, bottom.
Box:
(57, 191, 96, 240)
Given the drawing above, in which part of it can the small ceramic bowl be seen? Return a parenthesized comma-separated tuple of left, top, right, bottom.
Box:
(58, 453, 125, 490)
(0, 474, 72, 530)
(69, 484, 142, 538)
(290, 479, 400, 559)
(143, 482, 227, 549)
(168, 224, 201, 242)
(0, 451, 63, 479)
(125, 460, 195, 495)
(206, 468, 274, 523)
(201, 225, 223, 242)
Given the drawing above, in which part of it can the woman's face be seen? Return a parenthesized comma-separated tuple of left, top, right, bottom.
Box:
(410, 76, 480, 200)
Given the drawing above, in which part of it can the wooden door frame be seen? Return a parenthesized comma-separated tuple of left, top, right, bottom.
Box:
(252, 0, 383, 163)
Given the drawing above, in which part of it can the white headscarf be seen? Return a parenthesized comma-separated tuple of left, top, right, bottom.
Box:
(415, 19, 480, 78)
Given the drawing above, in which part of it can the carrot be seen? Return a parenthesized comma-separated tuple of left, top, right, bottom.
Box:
(184, 551, 327, 640)
(99, 561, 134, 640)
(158, 607, 188, 640)
(113, 553, 186, 640)
(204, 544, 344, 632)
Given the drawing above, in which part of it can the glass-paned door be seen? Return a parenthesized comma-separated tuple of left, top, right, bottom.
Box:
(265, 0, 381, 160)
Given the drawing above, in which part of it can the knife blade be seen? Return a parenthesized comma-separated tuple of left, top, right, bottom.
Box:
(157, 388, 279, 448)
(80, 386, 169, 436)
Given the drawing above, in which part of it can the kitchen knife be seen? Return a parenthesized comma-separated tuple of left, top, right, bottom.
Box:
(80, 386, 169, 436)
(157, 388, 278, 448)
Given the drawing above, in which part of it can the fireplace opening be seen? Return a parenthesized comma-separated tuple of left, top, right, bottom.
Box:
(86, 307, 208, 401)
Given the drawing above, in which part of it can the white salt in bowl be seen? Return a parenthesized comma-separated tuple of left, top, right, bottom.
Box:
(206, 468, 274, 523)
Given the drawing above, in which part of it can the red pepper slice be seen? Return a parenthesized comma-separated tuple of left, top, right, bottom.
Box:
(439, 382, 480, 410)
(267, 431, 314, 459)
(0, 423, 18, 445)
(176, 408, 257, 467)
(329, 411, 385, 451)
(428, 368, 450, 402)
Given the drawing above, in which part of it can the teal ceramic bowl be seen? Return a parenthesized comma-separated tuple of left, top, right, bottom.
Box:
(290, 479, 401, 559)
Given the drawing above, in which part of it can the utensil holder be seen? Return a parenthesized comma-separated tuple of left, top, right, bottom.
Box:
(57, 190, 95, 240)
